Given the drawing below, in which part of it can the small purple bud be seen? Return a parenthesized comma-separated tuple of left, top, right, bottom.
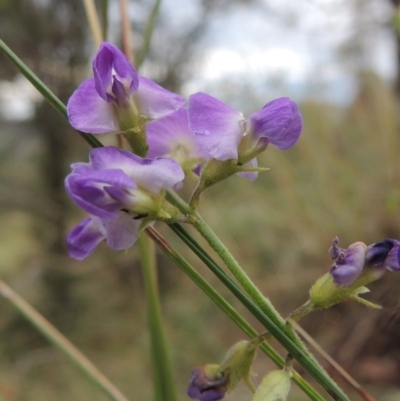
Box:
(187, 366, 228, 401)
(366, 238, 400, 272)
(329, 241, 367, 286)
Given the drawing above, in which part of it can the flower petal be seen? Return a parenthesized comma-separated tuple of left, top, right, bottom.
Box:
(67, 78, 119, 134)
(188, 92, 244, 161)
(248, 97, 302, 150)
(104, 212, 140, 250)
(89, 146, 143, 171)
(366, 238, 400, 272)
(65, 169, 135, 218)
(146, 108, 208, 175)
(67, 217, 106, 260)
(330, 242, 366, 286)
(134, 76, 185, 119)
(129, 158, 185, 193)
(93, 42, 139, 101)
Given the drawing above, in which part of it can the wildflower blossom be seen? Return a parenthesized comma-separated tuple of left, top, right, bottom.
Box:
(329, 237, 400, 287)
(67, 42, 185, 134)
(188, 93, 302, 168)
(146, 107, 208, 175)
(65, 146, 184, 258)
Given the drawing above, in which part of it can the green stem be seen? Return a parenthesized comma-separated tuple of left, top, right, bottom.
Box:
(0, 40, 103, 149)
(0, 41, 346, 401)
(0, 279, 130, 401)
(167, 191, 349, 401)
(138, 236, 178, 401)
(145, 227, 327, 401)
(136, 0, 162, 69)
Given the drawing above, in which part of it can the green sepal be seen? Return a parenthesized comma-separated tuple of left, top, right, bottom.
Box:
(217, 339, 260, 393)
(190, 158, 268, 207)
(309, 273, 376, 310)
(251, 370, 292, 401)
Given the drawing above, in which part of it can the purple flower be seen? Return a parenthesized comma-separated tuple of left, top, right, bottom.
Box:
(67, 213, 140, 260)
(187, 366, 228, 401)
(366, 239, 400, 272)
(67, 42, 185, 134)
(188, 93, 302, 165)
(329, 237, 400, 287)
(146, 107, 208, 174)
(65, 146, 185, 220)
(329, 240, 367, 286)
(65, 147, 184, 259)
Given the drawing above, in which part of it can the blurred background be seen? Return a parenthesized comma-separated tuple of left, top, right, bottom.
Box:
(0, 0, 400, 400)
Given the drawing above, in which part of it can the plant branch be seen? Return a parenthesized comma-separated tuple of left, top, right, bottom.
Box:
(0, 279, 130, 401)
(82, 0, 103, 47)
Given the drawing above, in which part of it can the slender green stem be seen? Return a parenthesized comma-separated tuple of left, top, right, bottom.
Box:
(0, 40, 103, 149)
(138, 236, 178, 401)
(0, 41, 347, 401)
(162, 191, 349, 401)
(136, 0, 162, 69)
(0, 279, 130, 401)
(146, 226, 327, 401)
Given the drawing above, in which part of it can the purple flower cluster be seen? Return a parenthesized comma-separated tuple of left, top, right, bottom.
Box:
(329, 237, 400, 287)
(66, 42, 303, 259)
(66, 147, 184, 259)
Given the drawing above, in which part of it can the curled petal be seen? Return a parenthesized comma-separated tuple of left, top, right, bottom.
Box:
(67, 217, 106, 260)
(248, 97, 302, 150)
(67, 78, 119, 134)
(385, 243, 400, 271)
(65, 169, 135, 218)
(188, 92, 244, 161)
(134, 76, 185, 119)
(93, 42, 138, 101)
(330, 242, 367, 286)
(366, 238, 400, 272)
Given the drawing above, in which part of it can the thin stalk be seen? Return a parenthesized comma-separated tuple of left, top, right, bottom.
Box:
(136, 0, 162, 69)
(0, 279, 130, 401)
(0, 41, 347, 401)
(82, 0, 103, 47)
(119, 0, 134, 64)
(290, 320, 377, 401)
(138, 236, 178, 401)
(146, 226, 327, 401)
(0, 40, 103, 150)
(167, 221, 350, 401)
(101, 0, 109, 41)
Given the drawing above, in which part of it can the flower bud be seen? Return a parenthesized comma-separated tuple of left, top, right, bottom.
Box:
(187, 339, 261, 400)
(309, 238, 382, 310)
(187, 364, 228, 401)
(218, 339, 259, 392)
(329, 240, 367, 286)
(251, 370, 292, 401)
